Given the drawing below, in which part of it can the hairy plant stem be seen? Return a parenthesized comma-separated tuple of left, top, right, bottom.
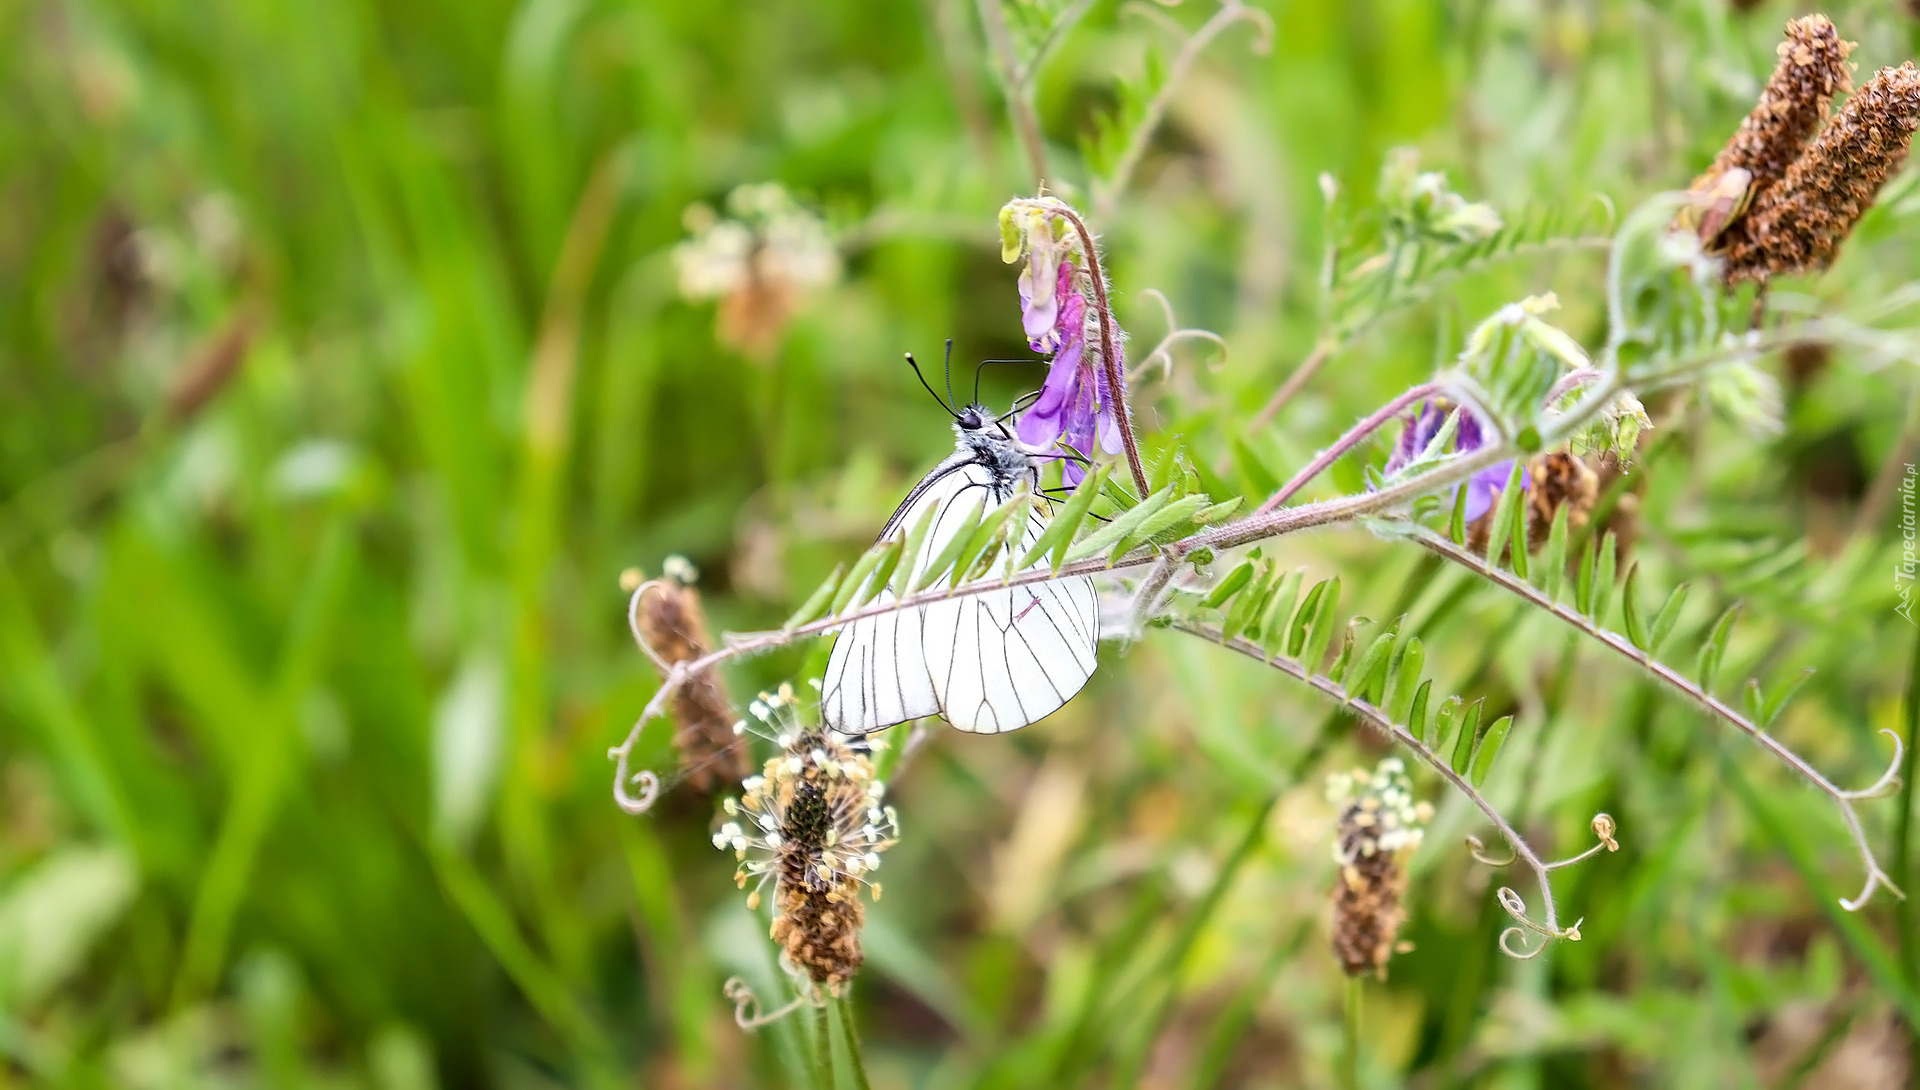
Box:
(1253, 381, 1441, 514)
(811, 1000, 835, 1090)
(1406, 527, 1905, 910)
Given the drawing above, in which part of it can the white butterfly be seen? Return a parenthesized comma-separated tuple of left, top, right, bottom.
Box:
(821, 398, 1100, 735)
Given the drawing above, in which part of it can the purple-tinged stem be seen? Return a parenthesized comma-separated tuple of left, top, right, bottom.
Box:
(1254, 382, 1441, 514)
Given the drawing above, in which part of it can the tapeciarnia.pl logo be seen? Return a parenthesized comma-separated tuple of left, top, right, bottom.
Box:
(1899, 463, 1918, 626)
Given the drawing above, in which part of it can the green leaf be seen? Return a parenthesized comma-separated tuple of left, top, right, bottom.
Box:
(890, 501, 944, 594)
(1696, 602, 1744, 694)
(1302, 577, 1342, 670)
(1429, 694, 1461, 753)
(1353, 627, 1398, 704)
(1287, 579, 1328, 658)
(862, 537, 906, 605)
(1203, 561, 1255, 611)
(1543, 501, 1571, 600)
(1064, 485, 1177, 565)
(1451, 698, 1484, 776)
(1575, 536, 1597, 616)
(1448, 478, 1469, 544)
(1594, 533, 1618, 629)
(910, 494, 987, 592)
(1257, 568, 1304, 659)
(1149, 443, 1181, 494)
(949, 494, 1028, 588)
(1622, 563, 1649, 650)
(1221, 564, 1278, 645)
(1507, 467, 1531, 582)
(1388, 637, 1425, 722)
(1747, 667, 1816, 728)
(1469, 715, 1514, 785)
(1326, 618, 1368, 685)
(1126, 492, 1209, 551)
(1483, 461, 1527, 570)
(1018, 463, 1109, 572)
(1647, 581, 1691, 657)
(831, 539, 892, 614)
(1192, 496, 1244, 525)
(784, 564, 844, 629)
(1407, 680, 1433, 747)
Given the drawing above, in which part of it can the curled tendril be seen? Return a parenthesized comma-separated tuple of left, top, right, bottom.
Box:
(1129, 289, 1230, 384)
(1839, 729, 1906, 802)
(1495, 887, 1585, 960)
(1465, 833, 1517, 867)
(1471, 814, 1618, 959)
(723, 977, 810, 1031)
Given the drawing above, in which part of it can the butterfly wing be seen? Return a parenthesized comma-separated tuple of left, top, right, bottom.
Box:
(819, 459, 981, 734)
(821, 459, 1100, 735)
(921, 501, 1099, 733)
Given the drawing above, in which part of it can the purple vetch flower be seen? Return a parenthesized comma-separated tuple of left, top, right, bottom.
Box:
(1014, 260, 1124, 486)
(1384, 400, 1525, 523)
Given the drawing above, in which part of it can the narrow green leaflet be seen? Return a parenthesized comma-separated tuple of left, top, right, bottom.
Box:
(1469, 715, 1514, 785)
(949, 494, 1031, 588)
(1256, 568, 1304, 660)
(1192, 496, 1244, 525)
(1450, 698, 1484, 776)
(1302, 577, 1342, 670)
(889, 501, 944, 594)
(1406, 680, 1433, 747)
(1221, 563, 1278, 645)
(1448, 479, 1469, 544)
(1388, 637, 1425, 722)
(1326, 618, 1368, 685)
(1124, 492, 1210, 554)
(1017, 463, 1110, 572)
(1505, 464, 1530, 582)
(831, 539, 893, 615)
(1696, 602, 1744, 694)
(1594, 533, 1619, 629)
(1287, 580, 1327, 658)
(1064, 484, 1178, 565)
(862, 538, 905, 605)
(1746, 667, 1816, 728)
(1352, 627, 1398, 705)
(1575, 536, 1597, 615)
(1622, 563, 1649, 650)
(1429, 695, 1461, 753)
(910, 494, 987, 593)
(1483, 461, 1527, 570)
(1204, 560, 1255, 611)
(1543, 502, 1571, 599)
(1647, 582, 1691, 657)
(784, 564, 844, 629)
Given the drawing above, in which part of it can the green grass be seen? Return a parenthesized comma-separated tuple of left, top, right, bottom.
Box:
(4, 0, 1920, 1086)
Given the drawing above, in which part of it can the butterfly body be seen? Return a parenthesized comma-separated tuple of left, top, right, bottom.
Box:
(821, 403, 1100, 735)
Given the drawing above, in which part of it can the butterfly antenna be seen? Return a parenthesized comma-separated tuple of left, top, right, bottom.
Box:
(903, 352, 954, 414)
(942, 338, 957, 411)
(974, 358, 1044, 406)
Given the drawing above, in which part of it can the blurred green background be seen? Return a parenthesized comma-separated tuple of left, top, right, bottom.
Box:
(5, 0, 1920, 1086)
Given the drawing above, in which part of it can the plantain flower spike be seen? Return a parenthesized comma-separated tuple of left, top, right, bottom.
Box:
(713, 685, 900, 994)
(1326, 758, 1434, 978)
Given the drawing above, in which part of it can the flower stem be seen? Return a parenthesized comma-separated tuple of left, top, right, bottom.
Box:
(811, 1000, 835, 1090)
(1342, 978, 1362, 1090)
(833, 995, 875, 1090)
(1254, 381, 1440, 514)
